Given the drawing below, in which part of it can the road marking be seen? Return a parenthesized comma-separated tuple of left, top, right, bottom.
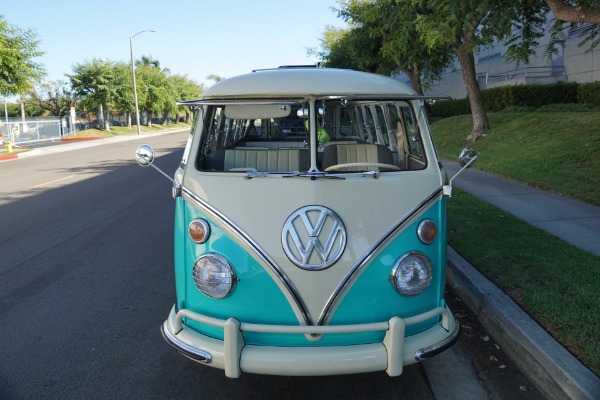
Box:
(29, 175, 76, 189)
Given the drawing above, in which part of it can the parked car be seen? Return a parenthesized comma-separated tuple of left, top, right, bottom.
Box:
(136, 66, 477, 378)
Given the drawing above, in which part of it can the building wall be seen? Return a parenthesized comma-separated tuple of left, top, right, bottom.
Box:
(420, 24, 598, 99)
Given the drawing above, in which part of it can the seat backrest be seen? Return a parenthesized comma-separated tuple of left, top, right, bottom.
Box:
(322, 144, 394, 171)
(208, 149, 308, 172)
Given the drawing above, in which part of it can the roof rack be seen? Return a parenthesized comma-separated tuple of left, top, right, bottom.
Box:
(252, 63, 321, 73)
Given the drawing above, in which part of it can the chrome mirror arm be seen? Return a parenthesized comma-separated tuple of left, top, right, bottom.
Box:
(443, 147, 477, 197)
(135, 144, 174, 184)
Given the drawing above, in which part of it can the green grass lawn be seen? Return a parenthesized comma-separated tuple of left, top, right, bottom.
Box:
(448, 189, 600, 376)
(432, 112, 600, 375)
(69, 122, 192, 138)
(431, 112, 600, 206)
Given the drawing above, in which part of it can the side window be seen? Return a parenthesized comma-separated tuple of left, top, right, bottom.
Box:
(352, 107, 366, 139)
(400, 105, 425, 160)
(374, 105, 390, 146)
(387, 104, 401, 152)
(206, 107, 225, 153)
(362, 107, 375, 143)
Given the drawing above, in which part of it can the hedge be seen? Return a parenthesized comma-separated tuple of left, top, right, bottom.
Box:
(577, 82, 600, 106)
(429, 82, 581, 117)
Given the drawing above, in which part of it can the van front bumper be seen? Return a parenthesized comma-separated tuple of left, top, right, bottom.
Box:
(161, 305, 460, 378)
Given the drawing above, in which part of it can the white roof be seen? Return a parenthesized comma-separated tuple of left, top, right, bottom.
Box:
(201, 68, 416, 99)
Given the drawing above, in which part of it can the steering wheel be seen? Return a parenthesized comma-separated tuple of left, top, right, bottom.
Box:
(324, 162, 401, 172)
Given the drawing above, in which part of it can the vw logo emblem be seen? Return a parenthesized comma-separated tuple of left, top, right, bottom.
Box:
(282, 206, 346, 271)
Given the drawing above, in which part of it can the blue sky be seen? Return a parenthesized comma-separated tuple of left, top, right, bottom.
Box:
(2, 0, 346, 88)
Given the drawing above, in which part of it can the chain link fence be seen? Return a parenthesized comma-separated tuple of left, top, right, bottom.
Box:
(0, 112, 111, 145)
(0, 117, 64, 145)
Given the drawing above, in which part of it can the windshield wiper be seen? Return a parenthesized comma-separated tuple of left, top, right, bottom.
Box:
(244, 171, 346, 180)
(244, 171, 269, 179)
(282, 172, 345, 180)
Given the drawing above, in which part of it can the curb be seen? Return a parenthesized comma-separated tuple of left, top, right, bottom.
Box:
(60, 136, 102, 141)
(0, 128, 188, 161)
(0, 153, 18, 161)
(446, 245, 600, 400)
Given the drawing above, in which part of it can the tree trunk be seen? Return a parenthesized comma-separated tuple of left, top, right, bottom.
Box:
(102, 104, 110, 132)
(146, 112, 152, 128)
(545, 0, 600, 24)
(20, 95, 27, 133)
(403, 62, 424, 96)
(127, 112, 132, 129)
(455, 47, 488, 142)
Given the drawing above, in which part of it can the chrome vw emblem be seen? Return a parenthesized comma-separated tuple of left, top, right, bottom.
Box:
(282, 206, 346, 271)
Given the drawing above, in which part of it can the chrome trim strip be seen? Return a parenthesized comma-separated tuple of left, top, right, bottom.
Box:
(177, 99, 306, 106)
(317, 187, 444, 326)
(415, 321, 461, 361)
(180, 184, 312, 326)
(161, 321, 212, 364)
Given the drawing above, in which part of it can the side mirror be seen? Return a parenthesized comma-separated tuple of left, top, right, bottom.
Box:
(135, 144, 174, 185)
(459, 147, 477, 168)
(443, 147, 478, 197)
(136, 144, 155, 167)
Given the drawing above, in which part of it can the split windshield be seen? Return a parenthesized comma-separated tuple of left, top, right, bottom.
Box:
(194, 99, 428, 174)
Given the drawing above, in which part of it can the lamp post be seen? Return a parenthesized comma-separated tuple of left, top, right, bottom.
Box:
(130, 29, 156, 135)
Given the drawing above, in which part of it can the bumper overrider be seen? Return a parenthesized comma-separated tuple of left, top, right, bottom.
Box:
(161, 305, 460, 378)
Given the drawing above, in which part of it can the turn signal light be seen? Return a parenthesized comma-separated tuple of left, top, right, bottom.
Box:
(189, 219, 211, 244)
(417, 219, 437, 244)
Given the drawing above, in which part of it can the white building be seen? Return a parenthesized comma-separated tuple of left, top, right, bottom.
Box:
(420, 25, 600, 99)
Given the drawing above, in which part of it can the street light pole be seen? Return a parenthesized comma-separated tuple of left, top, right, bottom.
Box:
(130, 29, 156, 135)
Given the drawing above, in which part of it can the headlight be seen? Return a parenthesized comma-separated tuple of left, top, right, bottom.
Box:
(390, 252, 432, 296)
(193, 254, 237, 299)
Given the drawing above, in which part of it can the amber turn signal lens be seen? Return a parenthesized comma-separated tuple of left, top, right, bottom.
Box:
(417, 219, 437, 244)
(189, 219, 211, 244)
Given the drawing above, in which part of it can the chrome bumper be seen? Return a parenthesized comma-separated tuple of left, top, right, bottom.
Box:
(161, 305, 460, 378)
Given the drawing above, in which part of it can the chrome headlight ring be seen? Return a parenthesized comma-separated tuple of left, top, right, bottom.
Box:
(192, 253, 237, 299)
(390, 251, 433, 296)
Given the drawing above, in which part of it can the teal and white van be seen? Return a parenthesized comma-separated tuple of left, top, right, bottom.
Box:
(136, 66, 476, 378)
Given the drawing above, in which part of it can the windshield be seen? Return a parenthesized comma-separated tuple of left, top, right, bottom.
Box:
(193, 100, 427, 174)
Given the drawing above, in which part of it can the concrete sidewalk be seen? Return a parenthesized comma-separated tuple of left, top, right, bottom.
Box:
(443, 159, 600, 257)
(442, 158, 600, 400)
(0, 127, 188, 162)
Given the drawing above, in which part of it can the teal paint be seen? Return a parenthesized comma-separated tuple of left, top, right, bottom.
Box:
(175, 199, 448, 346)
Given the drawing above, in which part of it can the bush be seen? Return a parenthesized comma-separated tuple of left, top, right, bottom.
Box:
(536, 103, 598, 112)
(429, 98, 471, 118)
(501, 105, 536, 112)
(483, 82, 579, 111)
(577, 82, 600, 106)
(430, 82, 580, 117)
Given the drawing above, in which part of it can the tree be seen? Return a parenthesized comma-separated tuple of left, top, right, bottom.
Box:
(170, 74, 204, 123)
(415, 0, 548, 141)
(206, 74, 225, 83)
(329, 0, 451, 95)
(545, 0, 600, 23)
(309, 26, 364, 71)
(311, 23, 390, 73)
(137, 55, 161, 69)
(160, 77, 178, 126)
(136, 64, 169, 128)
(545, 1, 600, 58)
(109, 62, 135, 128)
(0, 15, 45, 97)
(28, 80, 77, 117)
(69, 59, 116, 132)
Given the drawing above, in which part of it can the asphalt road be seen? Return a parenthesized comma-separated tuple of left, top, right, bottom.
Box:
(0, 131, 541, 399)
